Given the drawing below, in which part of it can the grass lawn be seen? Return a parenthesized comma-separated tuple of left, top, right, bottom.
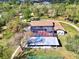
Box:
(24, 48, 64, 59)
(60, 23, 78, 37)
(58, 23, 78, 59)
(58, 22, 78, 46)
(76, 24, 79, 27)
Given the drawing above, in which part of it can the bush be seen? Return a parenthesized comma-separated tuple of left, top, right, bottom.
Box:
(3, 30, 14, 39)
(22, 8, 31, 19)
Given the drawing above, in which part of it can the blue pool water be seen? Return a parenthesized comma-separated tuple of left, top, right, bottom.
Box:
(35, 37, 44, 43)
(28, 37, 44, 44)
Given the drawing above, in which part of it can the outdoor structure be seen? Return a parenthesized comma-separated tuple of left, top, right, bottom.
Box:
(57, 30, 65, 35)
(26, 20, 65, 48)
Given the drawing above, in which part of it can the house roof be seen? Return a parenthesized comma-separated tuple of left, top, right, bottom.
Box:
(30, 20, 64, 30)
(30, 20, 54, 26)
(54, 21, 64, 30)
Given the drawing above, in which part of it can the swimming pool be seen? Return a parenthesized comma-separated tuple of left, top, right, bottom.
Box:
(27, 37, 59, 46)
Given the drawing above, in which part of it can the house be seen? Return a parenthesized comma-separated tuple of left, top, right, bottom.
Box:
(30, 20, 65, 33)
(30, 20, 55, 33)
(30, 20, 55, 37)
(25, 20, 65, 48)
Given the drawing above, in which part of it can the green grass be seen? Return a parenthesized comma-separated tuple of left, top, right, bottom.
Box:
(57, 23, 78, 59)
(60, 23, 78, 37)
(3, 30, 14, 39)
(24, 49, 63, 59)
(76, 24, 79, 27)
(25, 49, 61, 56)
(58, 23, 78, 45)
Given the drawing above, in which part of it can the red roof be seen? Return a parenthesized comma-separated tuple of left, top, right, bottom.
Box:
(30, 20, 64, 30)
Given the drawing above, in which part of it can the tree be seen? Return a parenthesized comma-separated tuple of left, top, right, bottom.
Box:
(64, 0, 71, 4)
(9, 0, 17, 4)
(0, 45, 13, 59)
(57, 4, 66, 16)
(0, 45, 3, 58)
(22, 8, 31, 19)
